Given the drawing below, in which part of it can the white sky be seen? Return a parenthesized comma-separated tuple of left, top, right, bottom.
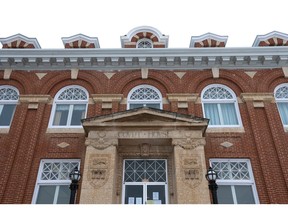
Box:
(1, 0, 288, 49)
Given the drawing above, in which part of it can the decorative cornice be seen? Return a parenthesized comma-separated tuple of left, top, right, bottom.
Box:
(62, 34, 100, 48)
(1, 47, 288, 70)
(253, 31, 288, 47)
(190, 33, 228, 48)
(0, 34, 41, 49)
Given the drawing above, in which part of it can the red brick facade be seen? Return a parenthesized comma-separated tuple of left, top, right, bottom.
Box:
(1, 27, 288, 204)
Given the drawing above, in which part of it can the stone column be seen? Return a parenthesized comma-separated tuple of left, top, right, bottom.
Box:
(80, 131, 118, 204)
(171, 131, 210, 204)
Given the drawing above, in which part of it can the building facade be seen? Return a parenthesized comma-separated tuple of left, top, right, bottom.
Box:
(0, 26, 288, 204)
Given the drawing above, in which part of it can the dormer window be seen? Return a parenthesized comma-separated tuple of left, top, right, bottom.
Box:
(137, 38, 153, 48)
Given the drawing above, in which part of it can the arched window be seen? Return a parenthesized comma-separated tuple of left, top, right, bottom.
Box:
(127, 85, 162, 109)
(201, 84, 242, 127)
(0, 85, 19, 127)
(137, 38, 153, 48)
(49, 85, 88, 127)
(274, 83, 288, 127)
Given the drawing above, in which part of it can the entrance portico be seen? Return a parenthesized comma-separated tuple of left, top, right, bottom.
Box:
(80, 107, 210, 204)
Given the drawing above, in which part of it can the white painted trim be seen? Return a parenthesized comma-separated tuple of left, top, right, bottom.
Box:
(61, 34, 100, 48)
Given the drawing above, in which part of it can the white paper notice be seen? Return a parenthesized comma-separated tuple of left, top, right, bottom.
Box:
(153, 192, 159, 200)
(128, 197, 134, 204)
(136, 197, 142, 204)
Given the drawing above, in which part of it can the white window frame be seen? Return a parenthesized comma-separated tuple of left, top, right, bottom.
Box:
(274, 83, 288, 129)
(209, 158, 259, 204)
(49, 85, 88, 128)
(137, 38, 153, 48)
(32, 159, 81, 204)
(0, 85, 19, 128)
(201, 84, 242, 128)
(127, 85, 163, 110)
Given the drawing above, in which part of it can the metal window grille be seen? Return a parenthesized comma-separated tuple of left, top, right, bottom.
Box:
(124, 160, 166, 182)
(202, 86, 234, 100)
(0, 87, 19, 100)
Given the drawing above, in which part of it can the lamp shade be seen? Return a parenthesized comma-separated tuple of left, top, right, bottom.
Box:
(205, 167, 217, 181)
(69, 167, 81, 181)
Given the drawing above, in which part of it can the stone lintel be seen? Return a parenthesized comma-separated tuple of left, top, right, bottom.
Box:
(167, 93, 199, 108)
(241, 93, 275, 107)
(19, 95, 52, 109)
(92, 94, 123, 109)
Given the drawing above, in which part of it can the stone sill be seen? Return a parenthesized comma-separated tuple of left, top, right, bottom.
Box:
(206, 127, 245, 133)
(46, 127, 85, 134)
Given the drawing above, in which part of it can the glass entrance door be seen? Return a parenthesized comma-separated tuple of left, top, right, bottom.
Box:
(122, 159, 168, 204)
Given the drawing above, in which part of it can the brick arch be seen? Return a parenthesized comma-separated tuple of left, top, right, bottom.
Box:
(131, 32, 159, 43)
(39, 71, 102, 96)
(194, 76, 245, 97)
(255, 69, 284, 92)
(0, 72, 35, 94)
(0, 79, 26, 95)
(121, 78, 169, 98)
(269, 78, 288, 94)
(111, 70, 175, 95)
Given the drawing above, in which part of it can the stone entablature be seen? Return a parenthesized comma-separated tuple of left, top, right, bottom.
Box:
(91, 94, 123, 109)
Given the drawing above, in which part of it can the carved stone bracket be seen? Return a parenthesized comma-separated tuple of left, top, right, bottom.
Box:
(172, 138, 206, 150)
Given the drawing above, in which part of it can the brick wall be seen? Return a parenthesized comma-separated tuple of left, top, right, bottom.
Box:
(0, 68, 288, 203)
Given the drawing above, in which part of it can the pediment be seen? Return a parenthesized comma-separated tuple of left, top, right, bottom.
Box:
(82, 107, 208, 132)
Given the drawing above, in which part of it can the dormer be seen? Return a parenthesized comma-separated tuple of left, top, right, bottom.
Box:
(120, 26, 169, 48)
(190, 33, 228, 48)
(0, 34, 41, 49)
(252, 31, 288, 47)
(61, 34, 100, 48)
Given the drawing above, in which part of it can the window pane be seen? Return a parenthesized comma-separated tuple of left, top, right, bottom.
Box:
(53, 104, 69, 126)
(57, 185, 70, 204)
(36, 185, 56, 204)
(221, 103, 238, 125)
(217, 185, 234, 204)
(235, 185, 255, 204)
(71, 104, 86, 125)
(204, 103, 220, 125)
(0, 104, 16, 126)
(277, 102, 288, 125)
(130, 103, 160, 109)
(124, 185, 143, 204)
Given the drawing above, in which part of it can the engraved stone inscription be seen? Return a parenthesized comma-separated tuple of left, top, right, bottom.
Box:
(118, 131, 168, 139)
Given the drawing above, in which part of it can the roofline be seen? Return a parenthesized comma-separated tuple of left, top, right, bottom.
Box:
(1, 46, 288, 70)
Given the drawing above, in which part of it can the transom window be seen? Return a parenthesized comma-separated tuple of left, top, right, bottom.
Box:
(274, 83, 288, 127)
(127, 85, 162, 109)
(210, 159, 259, 204)
(49, 85, 88, 127)
(0, 85, 19, 127)
(137, 38, 153, 48)
(124, 160, 167, 182)
(201, 84, 242, 127)
(32, 159, 80, 204)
